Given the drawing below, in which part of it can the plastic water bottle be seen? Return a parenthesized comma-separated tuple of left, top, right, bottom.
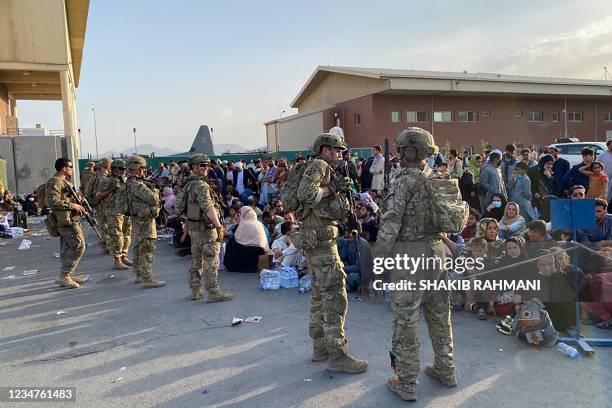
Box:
(556, 342, 580, 358)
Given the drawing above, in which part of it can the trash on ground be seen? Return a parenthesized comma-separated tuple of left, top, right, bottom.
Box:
(18, 239, 32, 250)
(84, 275, 92, 282)
(52, 252, 60, 258)
(113, 377, 123, 383)
(244, 316, 263, 323)
(109, 274, 115, 278)
(304, 378, 313, 382)
(1, 275, 16, 280)
(498, 348, 503, 352)
(31, 232, 42, 236)
(2, 266, 15, 271)
(232, 317, 243, 326)
(202, 389, 208, 395)
(56, 310, 68, 315)
(119, 366, 127, 371)
(23, 269, 39, 276)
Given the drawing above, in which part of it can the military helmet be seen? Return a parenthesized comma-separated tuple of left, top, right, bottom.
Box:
(111, 159, 126, 169)
(311, 132, 347, 154)
(98, 157, 111, 167)
(395, 127, 439, 161)
(188, 153, 210, 165)
(126, 155, 147, 170)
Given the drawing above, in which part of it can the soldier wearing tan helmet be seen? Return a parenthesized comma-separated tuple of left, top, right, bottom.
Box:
(85, 157, 111, 252)
(178, 154, 233, 302)
(96, 159, 133, 270)
(294, 132, 368, 374)
(376, 127, 465, 401)
(125, 155, 165, 288)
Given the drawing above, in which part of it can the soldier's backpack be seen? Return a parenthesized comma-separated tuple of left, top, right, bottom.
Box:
(420, 167, 469, 234)
(83, 173, 100, 206)
(35, 183, 47, 209)
(280, 161, 308, 213)
(115, 182, 132, 216)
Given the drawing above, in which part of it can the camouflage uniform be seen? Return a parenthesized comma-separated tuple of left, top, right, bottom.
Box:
(85, 158, 111, 246)
(46, 175, 86, 287)
(296, 133, 367, 373)
(125, 156, 165, 288)
(97, 160, 132, 268)
(79, 167, 95, 193)
(182, 154, 233, 302)
(376, 128, 457, 401)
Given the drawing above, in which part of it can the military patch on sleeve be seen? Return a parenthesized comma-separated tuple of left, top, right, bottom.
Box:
(305, 167, 317, 177)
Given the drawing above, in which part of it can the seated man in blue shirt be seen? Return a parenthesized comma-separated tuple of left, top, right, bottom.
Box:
(338, 225, 370, 293)
(585, 198, 612, 243)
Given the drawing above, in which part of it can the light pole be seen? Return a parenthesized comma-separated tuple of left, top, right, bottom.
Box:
(78, 128, 82, 160)
(91, 107, 99, 160)
(133, 127, 137, 155)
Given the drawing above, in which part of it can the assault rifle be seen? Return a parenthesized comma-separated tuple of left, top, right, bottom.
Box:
(67, 185, 102, 239)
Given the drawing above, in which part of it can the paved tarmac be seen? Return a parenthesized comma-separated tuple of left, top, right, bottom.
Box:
(0, 222, 610, 407)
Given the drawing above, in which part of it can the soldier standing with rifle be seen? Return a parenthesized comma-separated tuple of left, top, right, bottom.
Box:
(180, 154, 233, 302)
(96, 159, 133, 270)
(45, 158, 87, 289)
(296, 133, 367, 374)
(85, 157, 111, 253)
(125, 155, 165, 288)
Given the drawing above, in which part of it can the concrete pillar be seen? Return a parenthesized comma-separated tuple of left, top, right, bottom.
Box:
(9, 95, 17, 117)
(60, 69, 80, 184)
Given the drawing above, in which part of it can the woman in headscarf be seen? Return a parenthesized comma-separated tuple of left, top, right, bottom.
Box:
(224, 206, 270, 272)
(459, 154, 483, 211)
(528, 154, 557, 221)
(482, 193, 506, 221)
(477, 218, 505, 261)
(498, 202, 526, 240)
(359, 192, 379, 214)
(162, 187, 177, 217)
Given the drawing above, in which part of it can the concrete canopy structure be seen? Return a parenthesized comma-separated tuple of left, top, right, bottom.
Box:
(0, 0, 89, 166)
(265, 66, 612, 152)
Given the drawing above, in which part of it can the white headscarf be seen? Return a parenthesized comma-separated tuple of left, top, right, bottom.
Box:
(234, 206, 270, 251)
(359, 192, 379, 213)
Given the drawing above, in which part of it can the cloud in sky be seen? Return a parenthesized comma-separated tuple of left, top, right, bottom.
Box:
(14, 2, 612, 156)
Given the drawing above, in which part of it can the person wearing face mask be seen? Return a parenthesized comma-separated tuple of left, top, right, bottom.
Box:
(483, 193, 506, 221)
(509, 162, 536, 222)
(478, 151, 507, 212)
(24, 192, 39, 216)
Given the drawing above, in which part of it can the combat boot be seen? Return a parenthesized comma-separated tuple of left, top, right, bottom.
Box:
(206, 289, 234, 303)
(424, 364, 457, 387)
(71, 275, 87, 285)
(142, 279, 166, 289)
(134, 275, 144, 284)
(191, 288, 203, 300)
(113, 256, 129, 270)
(312, 340, 329, 362)
(326, 342, 368, 374)
(121, 256, 134, 266)
(387, 376, 417, 401)
(55, 275, 80, 289)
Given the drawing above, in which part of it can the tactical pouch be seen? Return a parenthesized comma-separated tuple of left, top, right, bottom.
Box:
(293, 228, 318, 250)
(53, 210, 72, 227)
(44, 213, 59, 237)
(315, 226, 338, 241)
(186, 203, 203, 221)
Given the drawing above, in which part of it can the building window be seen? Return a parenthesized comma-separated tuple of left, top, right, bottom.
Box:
(406, 111, 428, 122)
(354, 113, 362, 126)
(527, 111, 543, 122)
(433, 111, 453, 122)
(568, 112, 583, 122)
(458, 111, 477, 122)
(604, 112, 612, 122)
(391, 111, 401, 123)
(552, 112, 560, 122)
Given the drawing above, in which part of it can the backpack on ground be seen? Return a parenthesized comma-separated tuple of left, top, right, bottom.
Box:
(280, 162, 307, 213)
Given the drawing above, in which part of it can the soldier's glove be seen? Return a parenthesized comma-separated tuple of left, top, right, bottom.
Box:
(215, 225, 225, 243)
(330, 176, 352, 194)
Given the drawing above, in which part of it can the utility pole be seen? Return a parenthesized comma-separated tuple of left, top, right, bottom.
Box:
(78, 128, 82, 160)
(133, 127, 137, 155)
(91, 107, 99, 159)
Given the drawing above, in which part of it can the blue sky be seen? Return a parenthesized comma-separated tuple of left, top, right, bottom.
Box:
(17, 0, 612, 155)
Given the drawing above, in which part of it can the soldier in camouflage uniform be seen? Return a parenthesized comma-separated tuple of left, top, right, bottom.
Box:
(376, 128, 457, 401)
(79, 161, 95, 193)
(125, 155, 165, 288)
(296, 133, 368, 374)
(46, 158, 87, 289)
(85, 157, 111, 252)
(96, 159, 133, 270)
(181, 154, 233, 302)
